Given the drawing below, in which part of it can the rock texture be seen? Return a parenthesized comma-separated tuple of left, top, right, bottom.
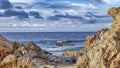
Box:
(0, 35, 13, 60)
(0, 54, 35, 68)
(74, 7, 120, 68)
(0, 7, 120, 68)
(62, 49, 86, 60)
(0, 34, 74, 68)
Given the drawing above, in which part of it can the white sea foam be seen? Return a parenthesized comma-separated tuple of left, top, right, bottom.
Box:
(42, 44, 84, 53)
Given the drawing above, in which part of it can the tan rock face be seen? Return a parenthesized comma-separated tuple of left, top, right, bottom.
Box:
(13, 42, 52, 62)
(62, 49, 86, 60)
(1, 7, 120, 68)
(0, 35, 73, 68)
(0, 54, 36, 68)
(0, 35, 13, 60)
(75, 7, 120, 68)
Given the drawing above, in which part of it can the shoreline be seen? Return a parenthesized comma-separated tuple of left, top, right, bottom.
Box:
(0, 34, 76, 68)
(0, 7, 120, 68)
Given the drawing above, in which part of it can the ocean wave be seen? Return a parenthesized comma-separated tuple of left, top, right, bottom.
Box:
(64, 39, 85, 43)
(43, 45, 84, 52)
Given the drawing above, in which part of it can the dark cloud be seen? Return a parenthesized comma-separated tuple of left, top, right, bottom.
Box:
(46, 4, 71, 9)
(85, 12, 109, 18)
(47, 13, 84, 21)
(89, 0, 105, 4)
(3, 9, 29, 18)
(29, 11, 43, 19)
(0, 0, 12, 9)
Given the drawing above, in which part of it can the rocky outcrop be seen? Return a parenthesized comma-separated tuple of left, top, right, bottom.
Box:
(62, 49, 86, 60)
(13, 42, 51, 60)
(0, 54, 36, 68)
(1, 7, 120, 68)
(0, 34, 75, 68)
(0, 35, 13, 61)
(74, 7, 120, 68)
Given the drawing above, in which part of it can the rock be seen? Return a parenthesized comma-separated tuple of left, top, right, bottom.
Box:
(27, 42, 49, 54)
(13, 42, 52, 61)
(40, 65, 56, 68)
(0, 34, 75, 68)
(1, 54, 17, 64)
(17, 56, 36, 68)
(0, 54, 17, 68)
(74, 55, 88, 68)
(0, 54, 36, 68)
(62, 49, 86, 60)
(75, 7, 120, 68)
(0, 35, 13, 60)
(55, 41, 72, 46)
(108, 7, 120, 20)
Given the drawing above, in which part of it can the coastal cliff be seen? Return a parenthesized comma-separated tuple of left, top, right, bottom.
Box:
(74, 7, 120, 68)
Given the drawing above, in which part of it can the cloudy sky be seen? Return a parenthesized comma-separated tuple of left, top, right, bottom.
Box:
(0, 0, 119, 32)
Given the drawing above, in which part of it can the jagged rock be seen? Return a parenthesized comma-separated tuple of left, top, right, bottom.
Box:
(17, 56, 36, 68)
(13, 42, 52, 61)
(74, 54, 88, 68)
(62, 49, 86, 60)
(0, 54, 17, 68)
(0, 35, 13, 60)
(1, 54, 17, 64)
(0, 34, 74, 68)
(75, 7, 120, 68)
(0, 54, 36, 68)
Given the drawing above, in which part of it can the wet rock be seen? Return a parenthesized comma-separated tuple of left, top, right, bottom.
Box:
(55, 41, 72, 46)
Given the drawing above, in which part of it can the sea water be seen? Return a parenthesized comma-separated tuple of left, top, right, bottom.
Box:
(0, 32, 96, 55)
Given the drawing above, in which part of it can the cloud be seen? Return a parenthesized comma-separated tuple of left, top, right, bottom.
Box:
(103, 0, 120, 5)
(0, 0, 114, 32)
(11, 23, 46, 27)
(89, 0, 104, 4)
(89, 0, 120, 6)
(9, 0, 36, 3)
(0, 0, 12, 9)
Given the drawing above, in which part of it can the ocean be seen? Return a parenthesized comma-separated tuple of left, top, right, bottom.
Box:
(0, 32, 96, 55)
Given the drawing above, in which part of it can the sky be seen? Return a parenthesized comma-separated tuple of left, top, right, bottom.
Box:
(0, 0, 119, 32)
